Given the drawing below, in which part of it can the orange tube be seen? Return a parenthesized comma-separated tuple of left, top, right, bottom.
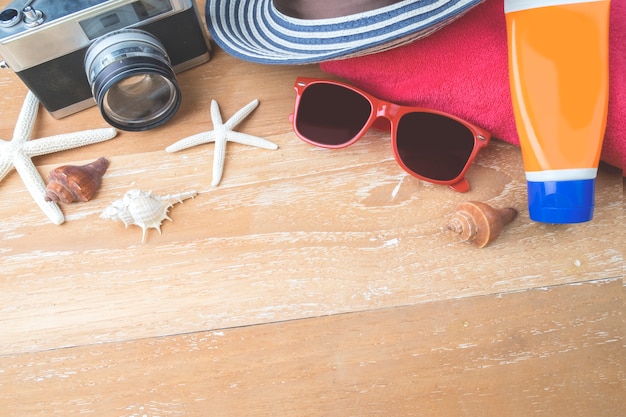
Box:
(505, 0, 610, 223)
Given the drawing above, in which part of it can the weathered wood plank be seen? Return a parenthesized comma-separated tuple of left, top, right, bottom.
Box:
(1, 279, 623, 417)
(1, 43, 623, 355)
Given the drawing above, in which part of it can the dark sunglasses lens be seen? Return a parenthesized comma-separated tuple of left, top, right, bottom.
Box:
(396, 113, 475, 181)
(296, 83, 372, 145)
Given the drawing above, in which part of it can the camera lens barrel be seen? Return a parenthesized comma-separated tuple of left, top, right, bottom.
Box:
(85, 29, 181, 131)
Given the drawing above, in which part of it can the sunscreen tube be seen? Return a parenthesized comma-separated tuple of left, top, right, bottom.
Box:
(505, 0, 610, 223)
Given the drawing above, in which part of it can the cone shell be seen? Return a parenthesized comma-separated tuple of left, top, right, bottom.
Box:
(45, 157, 109, 204)
(447, 201, 517, 248)
(101, 189, 197, 243)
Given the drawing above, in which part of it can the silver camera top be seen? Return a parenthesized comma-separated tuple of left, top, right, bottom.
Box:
(0, 0, 192, 71)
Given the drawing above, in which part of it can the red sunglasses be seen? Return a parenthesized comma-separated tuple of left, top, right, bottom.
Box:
(290, 77, 491, 192)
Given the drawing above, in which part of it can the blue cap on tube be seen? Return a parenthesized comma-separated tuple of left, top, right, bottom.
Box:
(527, 179, 595, 223)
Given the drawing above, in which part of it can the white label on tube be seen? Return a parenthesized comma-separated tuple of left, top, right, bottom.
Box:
(504, 0, 606, 13)
(525, 168, 598, 182)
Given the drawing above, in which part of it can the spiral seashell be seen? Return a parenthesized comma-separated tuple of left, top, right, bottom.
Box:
(101, 189, 197, 243)
(447, 201, 518, 248)
(44, 157, 110, 204)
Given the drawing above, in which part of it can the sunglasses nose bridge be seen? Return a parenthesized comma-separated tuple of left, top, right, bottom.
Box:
(371, 102, 399, 132)
(375, 103, 387, 119)
(374, 102, 400, 121)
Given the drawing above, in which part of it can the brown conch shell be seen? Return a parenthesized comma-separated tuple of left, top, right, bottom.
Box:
(100, 189, 197, 243)
(447, 201, 518, 248)
(44, 157, 109, 204)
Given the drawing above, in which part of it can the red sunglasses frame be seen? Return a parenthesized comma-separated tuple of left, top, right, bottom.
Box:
(290, 77, 491, 192)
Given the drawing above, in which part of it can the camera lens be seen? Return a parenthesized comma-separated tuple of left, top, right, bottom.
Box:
(84, 29, 181, 131)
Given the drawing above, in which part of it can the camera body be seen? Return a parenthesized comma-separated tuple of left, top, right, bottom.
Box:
(0, 0, 211, 120)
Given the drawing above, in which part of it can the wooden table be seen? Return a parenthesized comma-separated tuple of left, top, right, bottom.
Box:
(1, 1, 624, 415)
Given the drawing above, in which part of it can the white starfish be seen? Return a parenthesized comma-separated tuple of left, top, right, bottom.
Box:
(165, 99, 278, 186)
(0, 91, 118, 225)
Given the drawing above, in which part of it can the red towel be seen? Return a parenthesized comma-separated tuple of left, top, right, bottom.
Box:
(321, 0, 625, 173)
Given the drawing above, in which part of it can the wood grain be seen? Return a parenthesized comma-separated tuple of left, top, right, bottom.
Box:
(1, 45, 623, 355)
(1, 278, 623, 417)
(0, 0, 623, 414)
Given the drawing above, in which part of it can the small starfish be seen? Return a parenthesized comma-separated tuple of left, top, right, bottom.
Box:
(166, 99, 277, 186)
(0, 91, 117, 225)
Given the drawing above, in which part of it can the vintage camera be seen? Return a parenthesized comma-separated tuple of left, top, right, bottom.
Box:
(0, 0, 211, 131)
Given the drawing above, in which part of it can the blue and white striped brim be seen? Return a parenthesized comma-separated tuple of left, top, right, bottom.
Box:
(205, 0, 485, 65)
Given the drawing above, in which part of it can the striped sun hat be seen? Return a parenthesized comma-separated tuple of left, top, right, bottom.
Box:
(205, 0, 485, 65)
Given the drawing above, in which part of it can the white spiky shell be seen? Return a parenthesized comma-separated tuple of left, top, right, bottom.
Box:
(101, 189, 197, 242)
